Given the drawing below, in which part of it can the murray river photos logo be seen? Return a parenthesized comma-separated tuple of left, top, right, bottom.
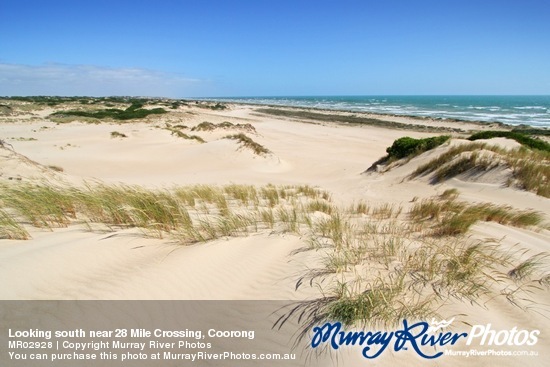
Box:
(310, 318, 540, 359)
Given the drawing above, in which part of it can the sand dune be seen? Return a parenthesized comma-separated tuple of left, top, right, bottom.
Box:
(0, 100, 548, 366)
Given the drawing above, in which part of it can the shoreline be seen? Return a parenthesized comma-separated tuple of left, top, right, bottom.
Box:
(195, 97, 550, 131)
(3, 95, 549, 132)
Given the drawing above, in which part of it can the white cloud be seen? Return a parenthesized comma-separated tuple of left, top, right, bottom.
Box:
(0, 63, 206, 97)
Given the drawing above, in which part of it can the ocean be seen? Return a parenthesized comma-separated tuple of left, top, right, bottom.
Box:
(205, 95, 550, 128)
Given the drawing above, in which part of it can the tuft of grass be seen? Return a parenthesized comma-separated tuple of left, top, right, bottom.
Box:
(170, 129, 205, 143)
(276, 207, 300, 234)
(410, 196, 542, 236)
(314, 213, 352, 249)
(294, 185, 325, 200)
(325, 277, 429, 327)
(508, 253, 549, 281)
(259, 208, 275, 228)
(439, 188, 459, 200)
(371, 203, 402, 219)
(431, 152, 494, 183)
(110, 131, 127, 138)
(191, 121, 216, 131)
(191, 121, 256, 133)
(306, 200, 335, 215)
(224, 134, 271, 155)
(224, 184, 258, 206)
(349, 201, 370, 215)
(412, 143, 487, 178)
(0, 209, 30, 240)
(47, 165, 64, 172)
(0, 184, 76, 228)
(509, 152, 550, 198)
(260, 185, 279, 207)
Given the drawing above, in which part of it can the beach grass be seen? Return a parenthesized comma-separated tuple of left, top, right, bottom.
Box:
(411, 142, 550, 198)
(409, 194, 542, 236)
(224, 133, 271, 155)
(1, 181, 547, 330)
(0, 209, 30, 240)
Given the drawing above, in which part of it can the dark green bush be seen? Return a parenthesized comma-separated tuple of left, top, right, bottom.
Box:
(386, 135, 450, 159)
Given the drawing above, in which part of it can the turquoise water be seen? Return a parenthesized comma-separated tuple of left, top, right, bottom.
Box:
(207, 95, 550, 128)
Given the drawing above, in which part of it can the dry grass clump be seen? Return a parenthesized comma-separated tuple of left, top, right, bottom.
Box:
(47, 165, 64, 172)
(110, 131, 127, 138)
(224, 134, 271, 155)
(191, 121, 216, 131)
(192, 121, 256, 133)
(0, 184, 76, 228)
(371, 203, 402, 219)
(409, 194, 542, 236)
(507, 148, 550, 197)
(0, 182, 330, 243)
(0, 209, 30, 240)
(170, 129, 205, 143)
(412, 143, 550, 197)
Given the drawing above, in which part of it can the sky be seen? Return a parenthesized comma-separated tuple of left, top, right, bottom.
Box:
(0, 0, 549, 97)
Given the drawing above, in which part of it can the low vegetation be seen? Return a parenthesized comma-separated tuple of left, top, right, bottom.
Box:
(169, 129, 205, 143)
(409, 194, 542, 236)
(386, 135, 450, 159)
(468, 131, 550, 152)
(0, 183, 323, 241)
(224, 134, 271, 155)
(50, 101, 168, 121)
(367, 135, 450, 171)
(110, 131, 127, 138)
(278, 194, 547, 330)
(47, 165, 64, 172)
(411, 142, 550, 197)
(195, 102, 227, 110)
(192, 121, 256, 133)
(0, 209, 30, 240)
(1, 182, 547, 332)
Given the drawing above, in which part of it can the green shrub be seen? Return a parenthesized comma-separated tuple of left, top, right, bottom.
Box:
(386, 135, 450, 159)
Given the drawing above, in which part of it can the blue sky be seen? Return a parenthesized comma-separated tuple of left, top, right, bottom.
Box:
(1, 0, 549, 97)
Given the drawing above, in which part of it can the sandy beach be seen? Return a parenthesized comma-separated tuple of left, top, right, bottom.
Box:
(0, 98, 549, 366)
